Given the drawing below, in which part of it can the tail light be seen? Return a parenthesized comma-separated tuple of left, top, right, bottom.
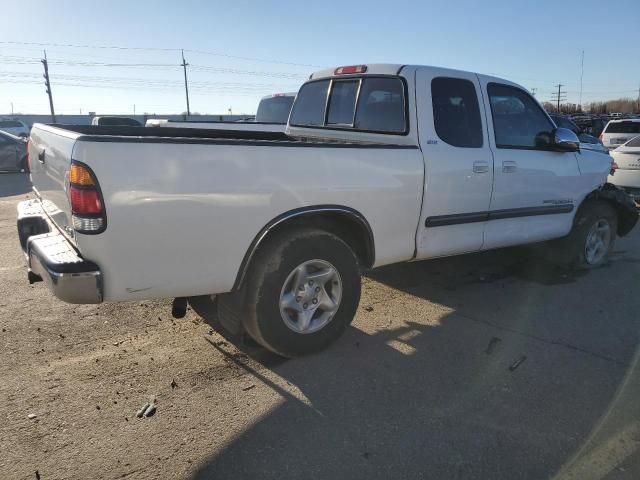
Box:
(610, 161, 618, 176)
(68, 161, 106, 234)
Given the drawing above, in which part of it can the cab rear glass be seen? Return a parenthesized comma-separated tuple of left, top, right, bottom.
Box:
(605, 121, 640, 134)
(289, 76, 407, 134)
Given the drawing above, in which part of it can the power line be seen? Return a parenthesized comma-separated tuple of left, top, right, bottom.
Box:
(0, 40, 321, 68)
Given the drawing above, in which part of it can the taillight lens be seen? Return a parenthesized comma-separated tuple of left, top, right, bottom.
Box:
(334, 65, 368, 75)
(68, 162, 106, 234)
(69, 187, 102, 215)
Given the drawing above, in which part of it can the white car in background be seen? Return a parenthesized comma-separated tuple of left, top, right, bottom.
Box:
(600, 119, 640, 150)
(609, 134, 640, 201)
(0, 119, 30, 137)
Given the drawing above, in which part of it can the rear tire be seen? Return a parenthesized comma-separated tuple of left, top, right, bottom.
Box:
(219, 227, 361, 357)
(550, 200, 617, 269)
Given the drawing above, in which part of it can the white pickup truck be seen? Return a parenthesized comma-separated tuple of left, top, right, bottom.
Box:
(18, 64, 638, 357)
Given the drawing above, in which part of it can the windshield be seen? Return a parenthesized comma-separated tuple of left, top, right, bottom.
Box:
(255, 96, 295, 123)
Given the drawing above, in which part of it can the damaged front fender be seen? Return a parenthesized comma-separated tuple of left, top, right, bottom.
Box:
(585, 183, 639, 236)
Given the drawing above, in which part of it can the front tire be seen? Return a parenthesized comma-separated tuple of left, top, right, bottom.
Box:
(219, 227, 361, 357)
(553, 200, 617, 269)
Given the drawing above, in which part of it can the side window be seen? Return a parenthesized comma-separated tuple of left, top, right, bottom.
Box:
(431, 77, 483, 148)
(289, 80, 329, 127)
(354, 77, 406, 133)
(487, 83, 554, 148)
(327, 80, 358, 125)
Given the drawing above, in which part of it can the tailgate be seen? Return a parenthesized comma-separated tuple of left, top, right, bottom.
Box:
(29, 124, 80, 245)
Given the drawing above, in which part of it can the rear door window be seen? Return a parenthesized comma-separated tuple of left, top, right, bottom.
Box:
(0, 120, 23, 128)
(431, 77, 483, 148)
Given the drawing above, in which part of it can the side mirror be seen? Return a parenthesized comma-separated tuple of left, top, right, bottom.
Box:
(552, 127, 580, 152)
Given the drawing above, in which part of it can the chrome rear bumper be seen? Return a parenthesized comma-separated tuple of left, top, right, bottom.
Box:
(17, 199, 103, 304)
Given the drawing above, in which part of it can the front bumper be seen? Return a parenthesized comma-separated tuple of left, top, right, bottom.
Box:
(17, 199, 103, 304)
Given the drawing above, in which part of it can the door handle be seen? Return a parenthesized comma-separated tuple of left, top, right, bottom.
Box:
(473, 161, 489, 173)
(502, 160, 517, 173)
(38, 148, 46, 164)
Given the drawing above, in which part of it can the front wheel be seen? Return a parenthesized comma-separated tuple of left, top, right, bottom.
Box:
(552, 201, 618, 269)
(219, 227, 361, 357)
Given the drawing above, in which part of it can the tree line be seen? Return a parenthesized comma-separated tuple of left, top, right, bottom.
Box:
(543, 97, 640, 114)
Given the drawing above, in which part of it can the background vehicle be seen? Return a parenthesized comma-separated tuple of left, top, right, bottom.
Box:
(0, 130, 28, 172)
(91, 116, 142, 127)
(146, 92, 297, 132)
(0, 119, 30, 137)
(255, 93, 296, 123)
(609, 134, 640, 201)
(19, 64, 637, 357)
(549, 114, 608, 153)
(572, 115, 608, 138)
(601, 119, 640, 150)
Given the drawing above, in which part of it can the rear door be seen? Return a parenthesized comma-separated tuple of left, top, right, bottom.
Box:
(415, 68, 494, 258)
(478, 80, 581, 249)
(0, 134, 18, 170)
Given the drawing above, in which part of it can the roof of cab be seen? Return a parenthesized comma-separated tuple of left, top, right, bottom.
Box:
(308, 63, 518, 88)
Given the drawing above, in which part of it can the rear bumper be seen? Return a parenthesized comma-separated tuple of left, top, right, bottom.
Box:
(17, 199, 103, 304)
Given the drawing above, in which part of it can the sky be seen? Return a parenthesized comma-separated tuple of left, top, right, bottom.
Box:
(1, 0, 638, 115)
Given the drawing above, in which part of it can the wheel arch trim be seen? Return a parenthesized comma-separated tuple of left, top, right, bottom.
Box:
(232, 205, 375, 290)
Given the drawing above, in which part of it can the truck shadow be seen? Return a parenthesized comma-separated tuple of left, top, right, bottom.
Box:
(189, 247, 640, 479)
(0, 172, 31, 198)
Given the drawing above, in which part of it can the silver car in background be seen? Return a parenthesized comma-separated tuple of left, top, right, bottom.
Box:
(609, 134, 640, 201)
(0, 130, 28, 172)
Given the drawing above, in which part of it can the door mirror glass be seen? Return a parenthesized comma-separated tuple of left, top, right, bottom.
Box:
(552, 127, 580, 152)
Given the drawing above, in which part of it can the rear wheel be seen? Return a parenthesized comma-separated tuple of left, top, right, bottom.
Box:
(551, 200, 617, 269)
(218, 227, 361, 357)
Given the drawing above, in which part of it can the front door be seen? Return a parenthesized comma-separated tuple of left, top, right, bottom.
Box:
(478, 81, 581, 249)
(415, 68, 494, 259)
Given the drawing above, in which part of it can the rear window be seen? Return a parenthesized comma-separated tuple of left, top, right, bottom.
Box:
(0, 120, 23, 128)
(255, 96, 295, 124)
(289, 76, 406, 134)
(625, 135, 640, 147)
(289, 80, 329, 127)
(605, 121, 640, 134)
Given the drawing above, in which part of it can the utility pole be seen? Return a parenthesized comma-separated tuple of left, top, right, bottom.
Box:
(180, 49, 191, 117)
(10, 102, 13, 115)
(550, 84, 567, 112)
(579, 50, 584, 108)
(41, 50, 56, 123)
(530, 87, 537, 97)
